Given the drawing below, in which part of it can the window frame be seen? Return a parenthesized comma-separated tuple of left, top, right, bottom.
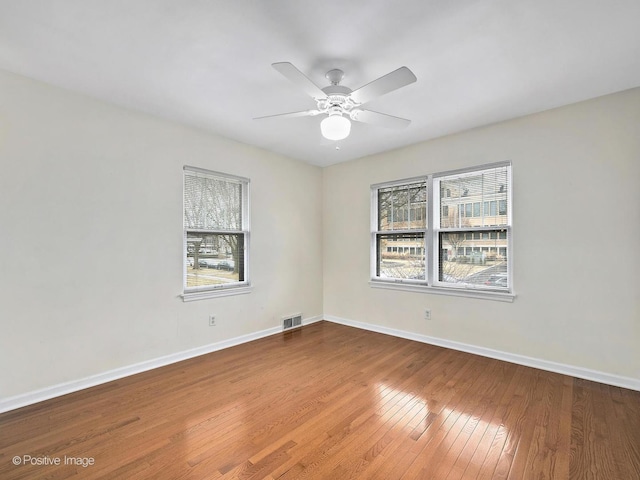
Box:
(370, 161, 514, 302)
(370, 175, 428, 286)
(181, 166, 251, 302)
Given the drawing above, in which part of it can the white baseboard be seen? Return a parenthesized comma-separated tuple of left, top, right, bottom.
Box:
(324, 315, 640, 392)
(3, 312, 635, 414)
(0, 315, 324, 414)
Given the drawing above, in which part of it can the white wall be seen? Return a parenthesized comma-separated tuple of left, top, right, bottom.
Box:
(0, 70, 323, 399)
(323, 88, 640, 381)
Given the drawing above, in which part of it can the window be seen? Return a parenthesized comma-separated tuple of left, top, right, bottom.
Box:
(374, 181, 427, 282)
(371, 162, 512, 299)
(183, 166, 250, 300)
(465, 203, 473, 217)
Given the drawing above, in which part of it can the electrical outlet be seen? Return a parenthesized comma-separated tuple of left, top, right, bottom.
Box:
(209, 315, 216, 326)
(424, 309, 432, 320)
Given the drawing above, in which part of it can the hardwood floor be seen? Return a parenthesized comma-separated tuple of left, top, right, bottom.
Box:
(1, 321, 639, 479)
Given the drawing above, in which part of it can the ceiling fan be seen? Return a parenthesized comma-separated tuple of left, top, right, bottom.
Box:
(255, 62, 417, 141)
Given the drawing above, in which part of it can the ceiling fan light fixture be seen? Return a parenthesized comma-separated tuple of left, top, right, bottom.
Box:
(320, 113, 351, 141)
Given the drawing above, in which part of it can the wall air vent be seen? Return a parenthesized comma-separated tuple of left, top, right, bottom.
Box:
(282, 313, 303, 331)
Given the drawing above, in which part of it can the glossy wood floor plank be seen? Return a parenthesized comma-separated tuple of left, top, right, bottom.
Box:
(1, 321, 639, 479)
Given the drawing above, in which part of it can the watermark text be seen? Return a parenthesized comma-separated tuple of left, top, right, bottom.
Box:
(12, 455, 95, 468)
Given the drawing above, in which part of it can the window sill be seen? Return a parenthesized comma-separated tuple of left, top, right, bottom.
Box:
(181, 285, 253, 302)
(369, 280, 515, 302)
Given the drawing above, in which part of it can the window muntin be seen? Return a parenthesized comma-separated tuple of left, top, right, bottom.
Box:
(371, 163, 512, 295)
(184, 167, 249, 294)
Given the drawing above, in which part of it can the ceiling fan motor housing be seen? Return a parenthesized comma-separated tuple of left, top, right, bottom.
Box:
(319, 83, 356, 117)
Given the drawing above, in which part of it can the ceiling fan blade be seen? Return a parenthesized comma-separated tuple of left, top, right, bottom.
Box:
(350, 109, 411, 129)
(254, 109, 321, 120)
(272, 62, 328, 100)
(349, 67, 417, 105)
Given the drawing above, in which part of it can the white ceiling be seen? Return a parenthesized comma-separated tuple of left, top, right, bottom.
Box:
(1, 0, 639, 167)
